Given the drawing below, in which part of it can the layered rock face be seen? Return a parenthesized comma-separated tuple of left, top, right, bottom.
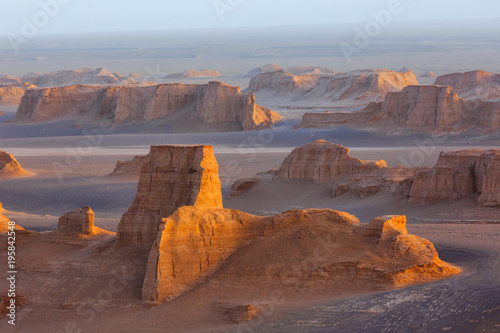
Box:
(22, 68, 136, 87)
(409, 150, 500, 206)
(166, 70, 221, 78)
(116, 145, 223, 247)
(0, 75, 36, 105)
(0, 151, 32, 179)
(278, 140, 386, 182)
(58, 207, 96, 235)
(142, 208, 460, 304)
(14, 82, 281, 131)
(246, 69, 418, 107)
(297, 85, 500, 132)
(435, 70, 500, 100)
(108, 155, 148, 178)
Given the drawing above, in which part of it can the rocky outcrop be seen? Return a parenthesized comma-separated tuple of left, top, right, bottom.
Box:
(287, 66, 335, 75)
(166, 70, 221, 78)
(21, 68, 136, 87)
(246, 69, 418, 107)
(297, 85, 500, 132)
(420, 71, 436, 78)
(409, 150, 500, 206)
(435, 70, 500, 100)
(245, 64, 284, 77)
(142, 208, 460, 304)
(58, 207, 96, 235)
(14, 82, 281, 131)
(116, 145, 223, 247)
(0, 151, 32, 179)
(108, 155, 148, 179)
(278, 140, 386, 182)
(0, 75, 36, 105)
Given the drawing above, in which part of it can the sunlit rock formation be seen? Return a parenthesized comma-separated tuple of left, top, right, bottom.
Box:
(435, 70, 500, 100)
(58, 207, 96, 235)
(14, 82, 281, 131)
(0, 202, 24, 232)
(116, 145, 223, 247)
(0, 75, 36, 105)
(0, 151, 33, 179)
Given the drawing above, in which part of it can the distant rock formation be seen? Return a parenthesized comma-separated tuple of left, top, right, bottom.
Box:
(0, 75, 36, 105)
(409, 150, 500, 207)
(245, 69, 418, 107)
(286, 66, 335, 75)
(14, 82, 281, 131)
(420, 71, 436, 78)
(142, 207, 460, 303)
(0, 203, 24, 232)
(0, 151, 32, 179)
(297, 85, 500, 132)
(108, 155, 148, 179)
(58, 207, 96, 235)
(21, 68, 136, 87)
(278, 140, 387, 182)
(245, 64, 284, 77)
(166, 70, 222, 78)
(116, 145, 223, 247)
(435, 70, 500, 100)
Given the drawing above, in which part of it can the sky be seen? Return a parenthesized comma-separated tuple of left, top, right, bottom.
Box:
(0, 0, 499, 35)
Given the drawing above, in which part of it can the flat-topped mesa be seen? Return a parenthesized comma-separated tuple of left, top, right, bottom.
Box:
(278, 140, 387, 182)
(142, 207, 460, 304)
(297, 85, 500, 132)
(14, 82, 281, 131)
(58, 207, 96, 235)
(246, 69, 418, 107)
(435, 70, 500, 100)
(409, 150, 500, 206)
(116, 145, 223, 247)
(0, 151, 32, 179)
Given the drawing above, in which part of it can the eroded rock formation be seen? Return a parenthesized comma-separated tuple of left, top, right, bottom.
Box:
(0, 75, 36, 105)
(246, 69, 418, 107)
(297, 85, 500, 132)
(245, 64, 284, 77)
(108, 155, 148, 179)
(22, 68, 136, 87)
(142, 208, 460, 303)
(116, 145, 223, 247)
(58, 207, 96, 235)
(0, 151, 32, 179)
(14, 82, 281, 131)
(435, 70, 500, 100)
(0, 202, 24, 232)
(410, 150, 500, 207)
(166, 70, 221, 78)
(278, 140, 387, 182)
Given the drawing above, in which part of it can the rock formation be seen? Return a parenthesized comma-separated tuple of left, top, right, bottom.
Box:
(14, 82, 281, 131)
(409, 150, 500, 207)
(286, 66, 335, 75)
(116, 145, 223, 247)
(278, 140, 387, 182)
(142, 207, 460, 304)
(246, 69, 418, 107)
(420, 71, 436, 78)
(297, 85, 500, 132)
(21, 68, 136, 87)
(0, 202, 24, 232)
(166, 70, 221, 78)
(58, 207, 96, 235)
(435, 70, 500, 100)
(0, 75, 36, 105)
(108, 155, 148, 178)
(0, 151, 32, 179)
(245, 64, 284, 77)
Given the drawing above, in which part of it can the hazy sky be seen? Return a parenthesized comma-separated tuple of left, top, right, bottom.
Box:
(1, 0, 499, 35)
